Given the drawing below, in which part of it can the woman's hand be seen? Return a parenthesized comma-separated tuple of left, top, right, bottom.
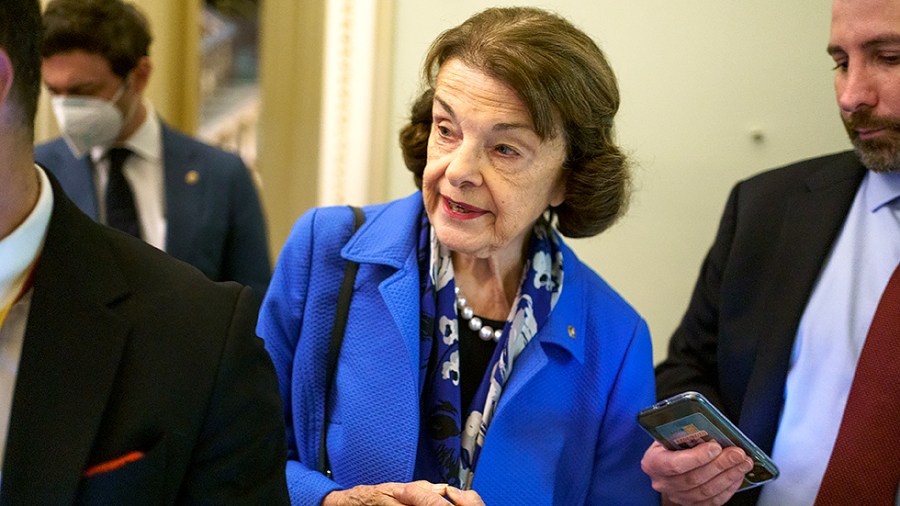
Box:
(641, 441, 753, 505)
(321, 483, 410, 506)
(397, 482, 485, 506)
(441, 485, 485, 505)
(323, 481, 486, 506)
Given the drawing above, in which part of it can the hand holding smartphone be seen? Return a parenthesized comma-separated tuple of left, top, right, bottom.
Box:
(637, 391, 779, 491)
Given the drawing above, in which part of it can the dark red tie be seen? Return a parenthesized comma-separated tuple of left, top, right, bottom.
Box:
(815, 263, 900, 505)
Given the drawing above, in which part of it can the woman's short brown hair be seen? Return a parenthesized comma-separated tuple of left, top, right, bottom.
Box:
(399, 7, 630, 238)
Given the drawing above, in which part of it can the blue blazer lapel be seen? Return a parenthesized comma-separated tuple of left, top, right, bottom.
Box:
(498, 242, 586, 407)
(739, 157, 865, 453)
(345, 195, 425, 395)
(339, 197, 424, 478)
(1, 182, 130, 503)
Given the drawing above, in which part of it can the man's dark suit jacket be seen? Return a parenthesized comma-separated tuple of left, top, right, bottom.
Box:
(655, 150, 866, 505)
(0, 174, 289, 504)
(34, 122, 272, 296)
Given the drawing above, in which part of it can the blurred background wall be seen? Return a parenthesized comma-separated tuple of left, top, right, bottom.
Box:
(35, 0, 851, 363)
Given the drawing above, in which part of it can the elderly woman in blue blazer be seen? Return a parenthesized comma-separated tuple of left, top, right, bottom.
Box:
(259, 7, 658, 506)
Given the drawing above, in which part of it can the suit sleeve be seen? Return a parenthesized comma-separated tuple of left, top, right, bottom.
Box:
(257, 209, 344, 506)
(654, 184, 741, 407)
(222, 157, 272, 298)
(180, 286, 290, 504)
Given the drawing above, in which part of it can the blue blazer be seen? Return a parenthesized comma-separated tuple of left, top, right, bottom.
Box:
(259, 193, 659, 506)
(34, 122, 271, 296)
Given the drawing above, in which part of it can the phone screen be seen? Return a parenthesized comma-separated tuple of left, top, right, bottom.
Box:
(655, 412, 735, 450)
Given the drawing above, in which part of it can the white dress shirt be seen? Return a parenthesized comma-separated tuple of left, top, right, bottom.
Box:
(0, 165, 54, 485)
(89, 101, 166, 251)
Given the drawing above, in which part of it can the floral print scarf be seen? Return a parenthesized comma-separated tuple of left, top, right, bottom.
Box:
(413, 212, 564, 489)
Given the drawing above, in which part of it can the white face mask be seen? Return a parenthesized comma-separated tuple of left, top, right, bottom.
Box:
(50, 84, 126, 158)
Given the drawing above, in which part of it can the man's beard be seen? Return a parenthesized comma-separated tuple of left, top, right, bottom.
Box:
(843, 111, 900, 173)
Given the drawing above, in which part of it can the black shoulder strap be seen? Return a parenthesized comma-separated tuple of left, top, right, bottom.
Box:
(318, 205, 365, 478)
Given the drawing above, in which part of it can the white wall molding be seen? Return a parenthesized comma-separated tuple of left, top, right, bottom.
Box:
(318, 0, 393, 207)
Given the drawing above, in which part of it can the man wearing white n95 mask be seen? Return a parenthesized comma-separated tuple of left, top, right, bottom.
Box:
(34, 0, 272, 297)
(49, 78, 133, 158)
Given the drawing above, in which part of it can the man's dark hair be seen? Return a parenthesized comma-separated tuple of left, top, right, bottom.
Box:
(42, 0, 152, 78)
(0, 0, 42, 132)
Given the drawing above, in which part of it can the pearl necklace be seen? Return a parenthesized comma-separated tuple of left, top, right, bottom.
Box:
(455, 286, 504, 342)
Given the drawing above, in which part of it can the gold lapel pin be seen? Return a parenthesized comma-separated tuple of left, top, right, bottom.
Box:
(568, 325, 576, 339)
(185, 170, 200, 185)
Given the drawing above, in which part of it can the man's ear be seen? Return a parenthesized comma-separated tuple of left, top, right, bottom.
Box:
(0, 49, 15, 110)
(130, 55, 152, 94)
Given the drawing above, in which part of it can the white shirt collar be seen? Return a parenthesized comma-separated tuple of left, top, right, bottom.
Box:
(0, 166, 53, 302)
(864, 169, 900, 212)
(90, 99, 162, 163)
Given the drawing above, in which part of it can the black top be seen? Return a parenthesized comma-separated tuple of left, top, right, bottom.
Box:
(458, 316, 503, 414)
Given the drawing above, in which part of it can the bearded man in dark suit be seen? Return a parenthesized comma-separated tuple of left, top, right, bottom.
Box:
(641, 0, 900, 504)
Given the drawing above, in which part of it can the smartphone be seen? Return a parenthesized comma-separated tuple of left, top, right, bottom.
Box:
(637, 391, 779, 490)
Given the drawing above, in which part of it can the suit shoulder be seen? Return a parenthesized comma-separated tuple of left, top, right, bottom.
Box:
(292, 200, 395, 234)
(34, 139, 83, 185)
(163, 126, 246, 168)
(34, 137, 69, 153)
(34, 138, 74, 163)
(740, 150, 861, 190)
(102, 226, 243, 304)
(287, 204, 367, 249)
(722, 150, 864, 220)
(279, 199, 406, 271)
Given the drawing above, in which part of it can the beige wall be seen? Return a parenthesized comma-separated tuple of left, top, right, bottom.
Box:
(386, 1, 851, 363)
